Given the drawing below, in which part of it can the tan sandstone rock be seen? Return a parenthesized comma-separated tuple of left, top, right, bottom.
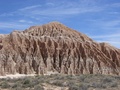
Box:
(0, 22, 120, 76)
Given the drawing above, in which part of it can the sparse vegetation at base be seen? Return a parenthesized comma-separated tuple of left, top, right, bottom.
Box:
(0, 74, 120, 90)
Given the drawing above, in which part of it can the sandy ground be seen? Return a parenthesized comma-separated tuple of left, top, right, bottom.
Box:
(0, 71, 58, 79)
(0, 74, 36, 79)
(43, 83, 69, 90)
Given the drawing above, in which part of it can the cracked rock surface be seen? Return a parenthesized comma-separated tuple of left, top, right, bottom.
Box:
(0, 22, 120, 76)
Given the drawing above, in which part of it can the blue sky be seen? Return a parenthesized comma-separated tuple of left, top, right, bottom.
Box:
(0, 0, 120, 48)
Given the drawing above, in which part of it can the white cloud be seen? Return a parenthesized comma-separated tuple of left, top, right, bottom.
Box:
(0, 13, 14, 17)
(90, 33, 120, 48)
(19, 20, 26, 23)
(18, 20, 33, 23)
(0, 0, 103, 20)
(19, 5, 41, 11)
(87, 18, 120, 31)
(46, 2, 55, 6)
(91, 33, 120, 39)
(109, 3, 120, 7)
(29, 6, 101, 16)
(14, 0, 102, 17)
(102, 20, 120, 27)
(0, 22, 30, 29)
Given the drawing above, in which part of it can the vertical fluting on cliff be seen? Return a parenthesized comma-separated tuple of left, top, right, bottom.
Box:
(0, 22, 120, 76)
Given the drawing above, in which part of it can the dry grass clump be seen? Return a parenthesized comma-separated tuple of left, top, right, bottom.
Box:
(0, 74, 120, 90)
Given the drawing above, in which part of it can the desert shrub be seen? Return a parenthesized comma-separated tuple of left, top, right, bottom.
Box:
(37, 77, 45, 83)
(51, 80, 64, 86)
(69, 84, 88, 90)
(34, 85, 44, 90)
(78, 75, 89, 82)
(92, 82, 106, 89)
(67, 81, 74, 87)
(12, 84, 18, 88)
(53, 74, 66, 80)
(23, 78, 30, 85)
(0, 74, 120, 90)
(69, 85, 80, 90)
(22, 78, 32, 88)
(11, 87, 22, 90)
(114, 76, 120, 80)
(30, 79, 39, 87)
(110, 82, 118, 87)
(65, 75, 74, 80)
(11, 80, 23, 89)
(0, 78, 6, 81)
(79, 75, 86, 81)
(1, 81, 10, 89)
(79, 84, 89, 90)
(102, 77, 112, 83)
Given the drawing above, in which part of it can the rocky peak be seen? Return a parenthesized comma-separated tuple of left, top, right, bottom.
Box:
(23, 22, 93, 42)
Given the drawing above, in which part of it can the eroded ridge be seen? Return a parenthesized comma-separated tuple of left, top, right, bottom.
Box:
(0, 22, 120, 76)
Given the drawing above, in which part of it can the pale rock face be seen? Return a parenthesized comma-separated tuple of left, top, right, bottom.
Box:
(0, 22, 120, 76)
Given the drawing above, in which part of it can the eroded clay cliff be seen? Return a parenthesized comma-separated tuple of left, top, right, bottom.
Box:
(0, 22, 120, 76)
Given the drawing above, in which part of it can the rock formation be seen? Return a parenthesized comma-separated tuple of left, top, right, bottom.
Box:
(0, 22, 120, 76)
